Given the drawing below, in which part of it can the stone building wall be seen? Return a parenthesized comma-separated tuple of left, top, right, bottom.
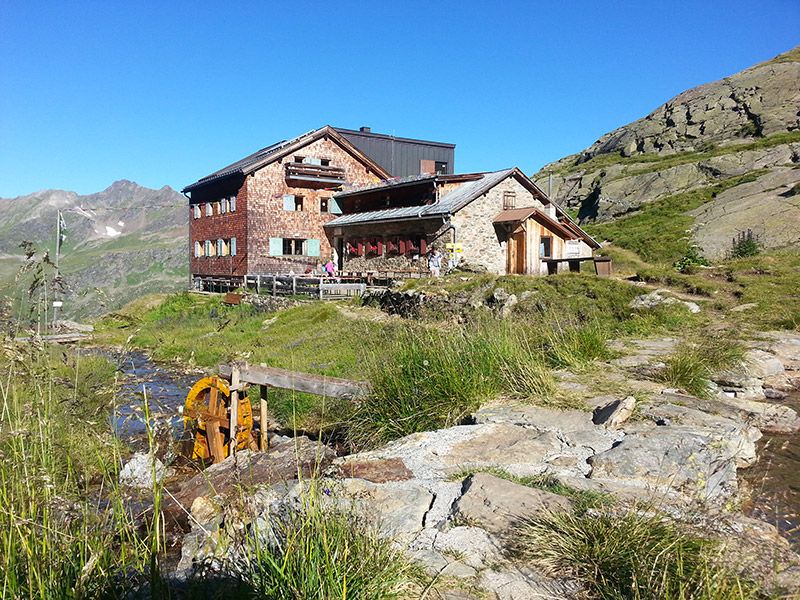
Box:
(452, 177, 545, 274)
(190, 180, 249, 277)
(245, 136, 383, 274)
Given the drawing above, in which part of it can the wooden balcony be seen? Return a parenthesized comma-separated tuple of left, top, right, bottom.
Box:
(285, 162, 346, 188)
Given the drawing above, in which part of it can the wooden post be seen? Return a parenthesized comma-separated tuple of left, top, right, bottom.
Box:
(256, 275, 261, 294)
(259, 384, 269, 452)
(292, 275, 296, 295)
(272, 274, 277, 297)
(319, 276, 324, 300)
(229, 365, 240, 456)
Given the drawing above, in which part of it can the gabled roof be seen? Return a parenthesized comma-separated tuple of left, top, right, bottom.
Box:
(182, 126, 391, 193)
(494, 207, 579, 241)
(326, 166, 600, 249)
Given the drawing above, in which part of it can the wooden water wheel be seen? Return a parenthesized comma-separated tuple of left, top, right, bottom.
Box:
(182, 376, 256, 463)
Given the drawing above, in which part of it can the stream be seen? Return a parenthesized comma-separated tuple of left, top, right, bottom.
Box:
(742, 391, 800, 550)
(88, 349, 800, 549)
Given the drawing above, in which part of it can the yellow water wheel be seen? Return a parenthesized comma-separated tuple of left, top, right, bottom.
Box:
(183, 376, 255, 463)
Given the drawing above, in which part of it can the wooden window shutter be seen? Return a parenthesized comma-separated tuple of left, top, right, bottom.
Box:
(283, 195, 295, 211)
(306, 239, 321, 257)
(420, 159, 435, 174)
(230, 237, 237, 256)
(330, 197, 343, 215)
(269, 237, 283, 256)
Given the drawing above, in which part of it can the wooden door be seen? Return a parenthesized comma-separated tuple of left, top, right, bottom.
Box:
(506, 227, 527, 274)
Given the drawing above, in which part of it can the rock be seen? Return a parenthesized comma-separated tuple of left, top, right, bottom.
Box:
(119, 452, 166, 489)
(636, 402, 760, 467)
(338, 423, 572, 480)
(335, 457, 413, 482)
(730, 303, 758, 312)
(592, 396, 636, 428)
(588, 426, 746, 503)
(499, 294, 518, 318)
(166, 438, 334, 524)
(659, 390, 800, 434)
(432, 526, 503, 571)
(491, 287, 510, 304)
(629, 292, 700, 313)
(53, 319, 94, 332)
(452, 473, 572, 534)
(189, 495, 220, 524)
(744, 349, 784, 379)
(478, 566, 579, 600)
(764, 387, 788, 400)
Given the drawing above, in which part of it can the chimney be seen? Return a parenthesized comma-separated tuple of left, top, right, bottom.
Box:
(359, 126, 371, 133)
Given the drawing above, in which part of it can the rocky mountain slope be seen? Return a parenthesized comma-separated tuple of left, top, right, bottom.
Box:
(0, 180, 188, 318)
(535, 46, 800, 259)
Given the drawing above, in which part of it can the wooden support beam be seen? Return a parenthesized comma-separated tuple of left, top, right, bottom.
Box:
(229, 365, 240, 456)
(218, 363, 368, 399)
(260, 384, 269, 452)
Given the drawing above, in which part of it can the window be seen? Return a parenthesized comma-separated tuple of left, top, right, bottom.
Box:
(540, 236, 552, 258)
(320, 158, 331, 166)
(205, 203, 213, 217)
(230, 237, 237, 256)
(204, 240, 212, 257)
(283, 238, 305, 256)
(294, 155, 304, 163)
(216, 239, 225, 256)
(193, 205, 201, 219)
(320, 197, 330, 213)
(229, 195, 236, 212)
(220, 198, 227, 214)
(283, 194, 304, 211)
(503, 191, 516, 210)
(194, 241, 202, 257)
(435, 161, 448, 174)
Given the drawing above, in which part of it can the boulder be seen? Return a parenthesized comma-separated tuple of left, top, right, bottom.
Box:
(588, 426, 746, 503)
(335, 457, 413, 483)
(592, 396, 636, 428)
(452, 473, 572, 534)
(744, 349, 784, 379)
(119, 452, 166, 489)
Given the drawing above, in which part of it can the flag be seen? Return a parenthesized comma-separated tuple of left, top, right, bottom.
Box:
(57, 211, 66, 252)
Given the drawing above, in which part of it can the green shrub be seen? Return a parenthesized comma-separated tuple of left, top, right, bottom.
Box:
(512, 511, 761, 600)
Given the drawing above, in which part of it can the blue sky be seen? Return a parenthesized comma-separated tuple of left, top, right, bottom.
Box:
(1, 1, 798, 197)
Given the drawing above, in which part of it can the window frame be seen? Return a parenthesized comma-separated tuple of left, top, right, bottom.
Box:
(503, 191, 516, 210)
(282, 238, 306, 256)
(540, 236, 553, 259)
(193, 204, 201, 219)
(230, 237, 237, 256)
(205, 203, 213, 217)
(320, 197, 330, 213)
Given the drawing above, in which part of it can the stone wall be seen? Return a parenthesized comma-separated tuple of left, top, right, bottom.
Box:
(245, 136, 383, 274)
(452, 177, 545, 274)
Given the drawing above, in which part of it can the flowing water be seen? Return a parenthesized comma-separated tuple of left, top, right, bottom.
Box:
(742, 392, 800, 550)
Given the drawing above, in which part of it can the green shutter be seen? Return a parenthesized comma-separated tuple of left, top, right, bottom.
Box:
(330, 197, 342, 215)
(269, 238, 283, 256)
(283, 195, 295, 211)
(306, 239, 321, 257)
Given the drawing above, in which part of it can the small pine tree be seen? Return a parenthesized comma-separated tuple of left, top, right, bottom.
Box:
(730, 229, 761, 258)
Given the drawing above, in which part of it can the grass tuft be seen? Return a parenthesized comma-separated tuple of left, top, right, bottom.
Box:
(511, 510, 762, 600)
(658, 337, 746, 398)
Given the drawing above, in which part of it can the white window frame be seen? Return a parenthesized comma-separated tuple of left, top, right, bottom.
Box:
(230, 237, 237, 256)
(193, 205, 201, 219)
(229, 195, 236, 212)
(205, 203, 213, 217)
(194, 241, 202, 257)
(204, 240, 212, 257)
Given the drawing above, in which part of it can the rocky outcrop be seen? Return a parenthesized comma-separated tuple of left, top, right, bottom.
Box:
(533, 46, 800, 257)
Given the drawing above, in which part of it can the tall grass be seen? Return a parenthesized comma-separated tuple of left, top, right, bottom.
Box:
(659, 337, 746, 398)
(236, 484, 417, 599)
(512, 511, 761, 600)
(0, 342, 152, 599)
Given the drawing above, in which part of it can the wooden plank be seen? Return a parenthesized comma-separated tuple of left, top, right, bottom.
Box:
(219, 363, 369, 399)
(206, 386, 226, 463)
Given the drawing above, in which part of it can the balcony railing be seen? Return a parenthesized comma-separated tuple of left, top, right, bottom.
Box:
(285, 162, 346, 187)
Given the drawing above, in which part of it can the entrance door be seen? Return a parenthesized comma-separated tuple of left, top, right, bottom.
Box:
(506, 226, 527, 274)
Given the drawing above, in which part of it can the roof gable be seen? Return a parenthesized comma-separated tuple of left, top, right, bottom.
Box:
(183, 126, 391, 192)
